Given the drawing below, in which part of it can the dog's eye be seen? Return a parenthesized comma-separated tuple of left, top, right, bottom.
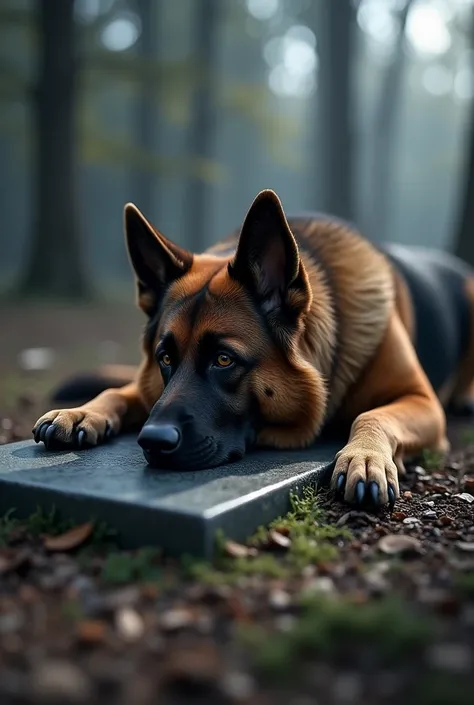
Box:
(159, 352, 172, 367)
(215, 353, 233, 368)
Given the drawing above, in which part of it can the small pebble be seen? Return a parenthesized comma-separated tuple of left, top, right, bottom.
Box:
(427, 643, 472, 672)
(31, 660, 92, 702)
(454, 493, 474, 504)
(159, 607, 195, 632)
(115, 608, 144, 642)
(422, 510, 437, 519)
(403, 517, 421, 526)
(269, 589, 292, 610)
(220, 671, 256, 701)
(414, 466, 426, 476)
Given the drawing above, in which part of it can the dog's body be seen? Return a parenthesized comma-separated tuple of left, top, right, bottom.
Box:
(33, 191, 474, 508)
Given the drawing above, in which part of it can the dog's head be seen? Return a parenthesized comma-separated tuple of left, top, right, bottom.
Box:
(126, 190, 327, 470)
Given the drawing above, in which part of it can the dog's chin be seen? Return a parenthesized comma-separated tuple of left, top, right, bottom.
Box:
(142, 440, 247, 472)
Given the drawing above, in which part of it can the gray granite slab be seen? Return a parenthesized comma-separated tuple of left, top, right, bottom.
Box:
(0, 436, 339, 557)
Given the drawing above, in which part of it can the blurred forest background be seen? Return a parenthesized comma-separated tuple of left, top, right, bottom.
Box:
(1, 0, 474, 432)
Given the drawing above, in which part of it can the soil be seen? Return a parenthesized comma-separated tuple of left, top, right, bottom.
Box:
(1, 304, 474, 705)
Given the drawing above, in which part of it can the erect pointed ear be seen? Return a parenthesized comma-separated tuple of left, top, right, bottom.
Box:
(124, 203, 193, 315)
(228, 190, 307, 316)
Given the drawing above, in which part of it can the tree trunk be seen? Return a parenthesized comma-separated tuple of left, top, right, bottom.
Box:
(453, 107, 474, 266)
(316, 0, 355, 220)
(185, 0, 219, 252)
(131, 0, 157, 218)
(370, 0, 414, 241)
(19, 0, 88, 299)
(453, 7, 474, 266)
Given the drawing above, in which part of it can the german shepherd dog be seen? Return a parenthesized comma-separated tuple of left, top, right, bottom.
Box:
(33, 190, 474, 508)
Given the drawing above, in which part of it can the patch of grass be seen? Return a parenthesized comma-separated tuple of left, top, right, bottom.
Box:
(183, 486, 351, 584)
(24, 506, 75, 537)
(459, 427, 474, 446)
(61, 599, 84, 622)
(420, 448, 445, 470)
(455, 572, 474, 599)
(242, 595, 436, 683)
(411, 674, 473, 705)
(100, 547, 162, 586)
(0, 508, 20, 546)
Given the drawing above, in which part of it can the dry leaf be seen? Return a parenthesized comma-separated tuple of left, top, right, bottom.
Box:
(268, 530, 291, 549)
(377, 534, 423, 556)
(44, 522, 94, 552)
(224, 540, 258, 559)
(392, 511, 407, 521)
(76, 619, 107, 644)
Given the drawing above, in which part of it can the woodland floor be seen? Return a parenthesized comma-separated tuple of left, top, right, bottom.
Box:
(0, 303, 473, 705)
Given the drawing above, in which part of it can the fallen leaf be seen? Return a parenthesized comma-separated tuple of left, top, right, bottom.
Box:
(392, 511, 407, 521)
(44, 522, 94, 552)
(268, 530, 291, 549)
(76, 619, 107, 644)
(454, 493, 474, 504)
(439, 515, 453, 526)
(224, 540, 258, 559)
(377, 534, 423, 556)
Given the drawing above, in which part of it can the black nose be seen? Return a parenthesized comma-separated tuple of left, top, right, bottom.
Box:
(137, 423, 181, 455)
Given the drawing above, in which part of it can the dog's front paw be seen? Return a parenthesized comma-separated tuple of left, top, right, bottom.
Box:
(33, 409, 119, 450)
(330, 443, 399, 509)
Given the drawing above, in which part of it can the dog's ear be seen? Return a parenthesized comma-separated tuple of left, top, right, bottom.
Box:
(229, 190, 306, 316)
(124, 203, 193, 315)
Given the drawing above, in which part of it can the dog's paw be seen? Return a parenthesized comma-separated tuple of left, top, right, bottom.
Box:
(32, 409, 119, 450)
(330, 443, 399, 509)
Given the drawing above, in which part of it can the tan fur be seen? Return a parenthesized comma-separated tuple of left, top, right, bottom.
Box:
(33, 190, 469, 505)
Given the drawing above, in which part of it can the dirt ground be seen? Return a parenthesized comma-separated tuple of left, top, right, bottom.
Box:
(1, 304, 474, 705)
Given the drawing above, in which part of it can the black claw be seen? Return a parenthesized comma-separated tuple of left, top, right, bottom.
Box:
(388, 485, 396, 510)
(104, 423, 113, 440)
(77, 429, 86, 449)
(355, 480, 366, 504)
(44, 424, 56, 449)
(369, 481, 379, 505)
(36, 422, 50, 444)
(336, 473, 346, 494)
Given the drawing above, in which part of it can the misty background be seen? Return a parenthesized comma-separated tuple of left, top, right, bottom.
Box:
(0, 0, 473, 302)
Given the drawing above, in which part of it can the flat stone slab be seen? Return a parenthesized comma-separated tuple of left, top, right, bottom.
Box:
(0, 436, 339, 557)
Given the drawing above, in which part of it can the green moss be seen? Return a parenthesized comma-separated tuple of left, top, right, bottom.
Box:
(100, 547, 162, 585)
(0, 508, 20, 546)
(420, 448, 445, 470)
(182, 486, 351, 584)
(459, 427, 474, 446)
(455, 572, 474, 599)
(243, 595, 436, 682)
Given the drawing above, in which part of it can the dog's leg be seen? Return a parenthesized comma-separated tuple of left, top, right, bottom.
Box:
(32, 382, 149, 449)
(331, 311, 448, 508)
